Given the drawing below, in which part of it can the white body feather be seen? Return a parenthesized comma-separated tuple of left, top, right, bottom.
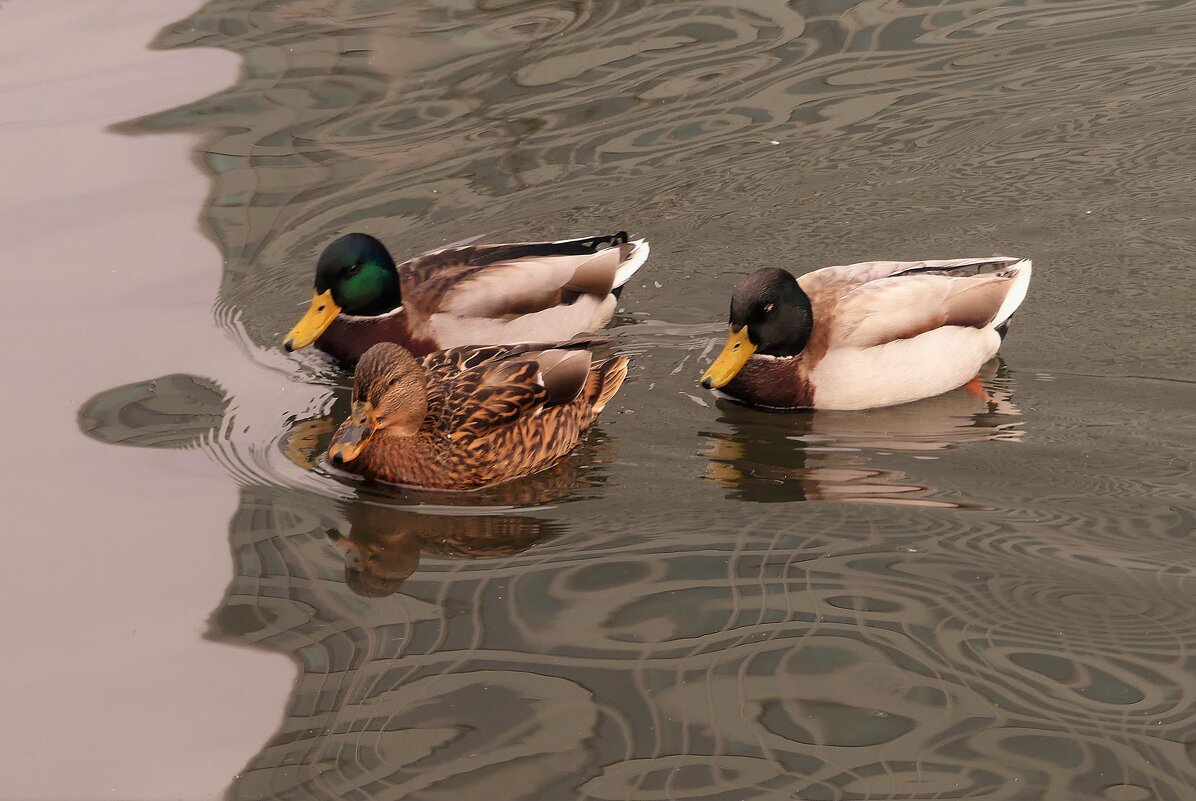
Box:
(809, 258, 1032, 409)
(423, 237, 647, 348)
(429, 295, 617, 348)
(613, 239, 650, 288)
(991, 258, 1032, 327)
(809, 326, 1002, 410)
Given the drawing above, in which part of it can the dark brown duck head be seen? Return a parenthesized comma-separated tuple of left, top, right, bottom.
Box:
(701, 267, 814, 389)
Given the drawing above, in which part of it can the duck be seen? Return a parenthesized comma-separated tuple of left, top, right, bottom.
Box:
(700, 257, 1032, 410)
(283, 231, 650, 364)
(326, 338, 628, 490)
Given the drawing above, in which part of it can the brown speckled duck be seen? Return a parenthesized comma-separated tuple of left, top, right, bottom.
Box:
(701, 257, 1032, 410)
(326, 338, 628, 490)
(283, 231, 649, 364)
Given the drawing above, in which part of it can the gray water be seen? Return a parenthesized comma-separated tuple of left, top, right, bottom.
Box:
(71, 0, 1196, 798)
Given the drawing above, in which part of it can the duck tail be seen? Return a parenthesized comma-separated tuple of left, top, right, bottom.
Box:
(992, 258, 1033, 329)
(585, 355, 630, 418)
(612, 238, 651, 297)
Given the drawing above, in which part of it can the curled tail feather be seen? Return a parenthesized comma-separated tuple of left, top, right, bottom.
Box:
(586, 356, 629, 418)
(613, 239, 650, 288)
(991, 259, 1032, 328)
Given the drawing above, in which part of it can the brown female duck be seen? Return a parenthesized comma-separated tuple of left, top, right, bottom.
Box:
(283, 231, 649, 364)
(327, 339, 628, 490)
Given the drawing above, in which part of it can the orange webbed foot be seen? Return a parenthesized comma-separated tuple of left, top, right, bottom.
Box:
(963, 374, 995, 405)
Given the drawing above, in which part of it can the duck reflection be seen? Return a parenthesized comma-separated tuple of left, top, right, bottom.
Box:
(704, 360, 1022, 504)
(327, 502, 561, 598)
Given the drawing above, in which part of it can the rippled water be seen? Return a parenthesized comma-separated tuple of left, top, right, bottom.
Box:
(77, 0, 1196, 798)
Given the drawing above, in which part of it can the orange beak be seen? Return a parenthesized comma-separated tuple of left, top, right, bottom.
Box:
(283, 289, 340, 352)
(328, 401, 376, 465)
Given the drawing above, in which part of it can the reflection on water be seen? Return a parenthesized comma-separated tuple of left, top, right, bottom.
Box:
(77, 0, 1196, 798)
(77, 373, 228, 450)
(327, 503, 560, 599)
(705, 359, 1022, 504)
(80, 374, 1196, 799)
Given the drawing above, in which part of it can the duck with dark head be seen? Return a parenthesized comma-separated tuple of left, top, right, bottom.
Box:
(701, 257, 1032, 410)
(283, 231, 650, 365)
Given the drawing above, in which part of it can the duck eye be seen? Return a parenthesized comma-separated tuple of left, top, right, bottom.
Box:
(763, 303, 775, 314)
(346, 262, 362, 277)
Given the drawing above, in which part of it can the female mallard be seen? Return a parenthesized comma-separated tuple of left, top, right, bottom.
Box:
(326, 339, 628, 490)
(701, 257, 1032, 410)
(283, 231, 649, 364)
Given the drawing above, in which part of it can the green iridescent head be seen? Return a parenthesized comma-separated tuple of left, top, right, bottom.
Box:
(283, 233, 401, 352)
(314, 233, 400, 315)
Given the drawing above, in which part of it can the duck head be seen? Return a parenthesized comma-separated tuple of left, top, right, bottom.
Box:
(328, 343, 428, 466)
(283, 233, 401, 352)
(701, 268, 813, 389)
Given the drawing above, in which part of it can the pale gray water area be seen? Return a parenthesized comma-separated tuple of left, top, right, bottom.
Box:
(4, 0, 1196, 799)
(0, 3, 289, 800)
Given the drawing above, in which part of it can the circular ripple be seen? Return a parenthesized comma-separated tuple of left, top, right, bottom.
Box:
(78, 373, 228, 449)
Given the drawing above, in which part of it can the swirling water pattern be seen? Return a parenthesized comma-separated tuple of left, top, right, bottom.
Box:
(79, 0, 1196, 798)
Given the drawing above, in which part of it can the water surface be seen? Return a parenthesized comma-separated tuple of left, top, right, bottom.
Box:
(0, 2, 287, 799)
(75, 0, 1196, 798)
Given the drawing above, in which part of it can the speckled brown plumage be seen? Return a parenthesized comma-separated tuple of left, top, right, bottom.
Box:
(331, 339, 628, 490)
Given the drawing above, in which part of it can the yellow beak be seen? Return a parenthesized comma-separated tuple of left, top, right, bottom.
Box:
(283, 289, 340, 352)
(701, 325, 756, 389)
(328, 401, 376, 466)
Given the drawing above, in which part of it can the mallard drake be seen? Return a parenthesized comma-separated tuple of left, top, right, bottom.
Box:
(283, 231, 649, 363)
(701, 257, 1032, 410)
(326, 338, 628, 490)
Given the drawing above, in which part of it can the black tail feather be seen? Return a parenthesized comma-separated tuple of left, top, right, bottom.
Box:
(481, 231, 630, 264)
